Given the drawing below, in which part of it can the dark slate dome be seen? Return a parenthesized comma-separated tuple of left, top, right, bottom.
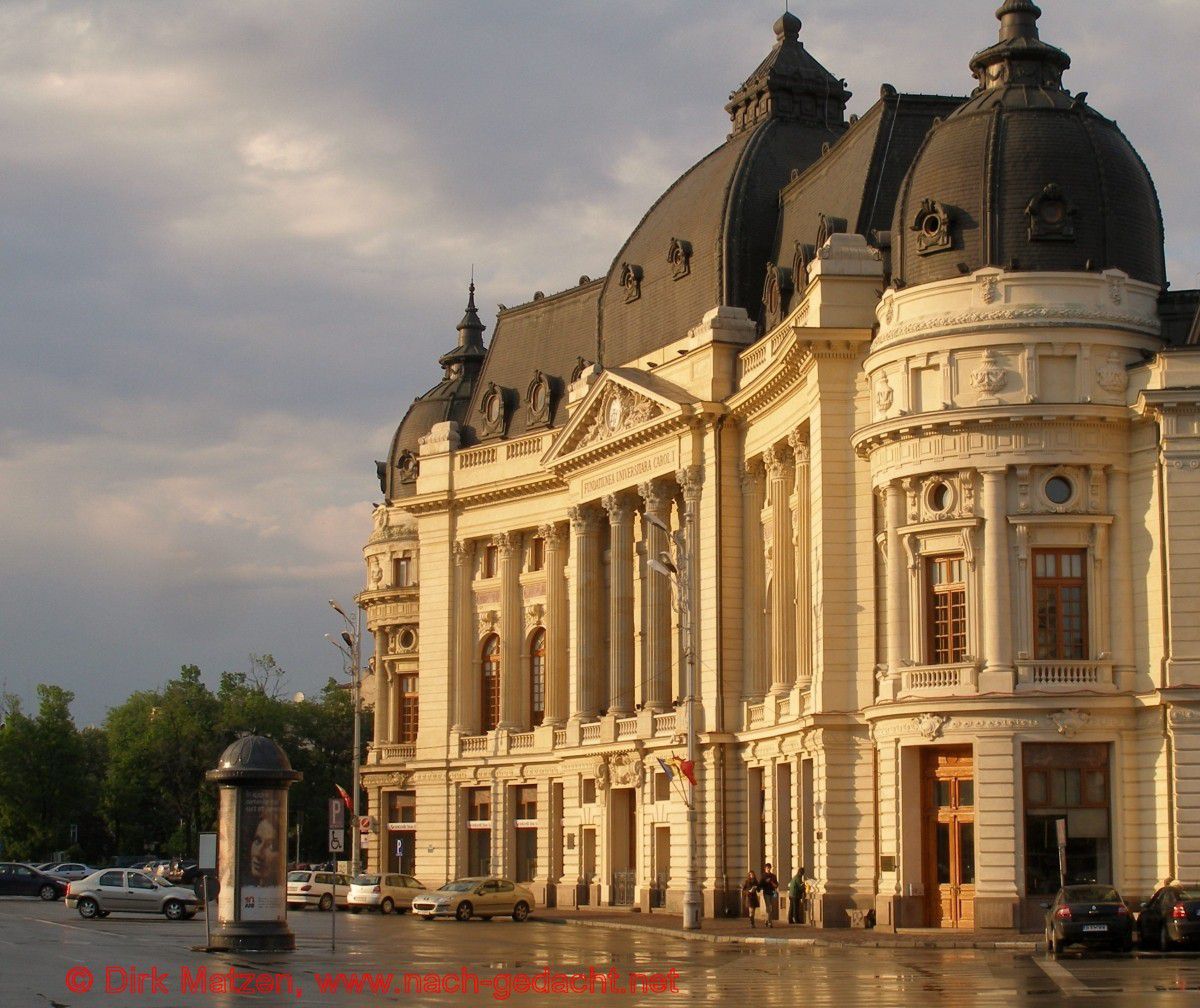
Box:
(596, 12, 850, 366)
(378, 284, 486, 501)
(891, 2, 1165, 290)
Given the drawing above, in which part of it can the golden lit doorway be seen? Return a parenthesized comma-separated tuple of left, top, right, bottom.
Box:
(921, 746, 975, 928)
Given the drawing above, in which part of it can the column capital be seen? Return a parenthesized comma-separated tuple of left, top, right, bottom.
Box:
(602, 492, 636, 523)
(787, 429, 810, 464)
(493, 531, 521, 557)
(638, 478, 674, 515)
(762, 444, 790, 481)
(568, 503, 601, 532)
(453, 540, 474, 565)
(676, 465, 704, 501)
(538, 522, 565, 549)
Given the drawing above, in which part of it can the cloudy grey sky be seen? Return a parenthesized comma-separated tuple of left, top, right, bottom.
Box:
(2, 1, 1197, 725)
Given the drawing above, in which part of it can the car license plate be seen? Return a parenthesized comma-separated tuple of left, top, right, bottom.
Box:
(1082, 924, 1107, 932)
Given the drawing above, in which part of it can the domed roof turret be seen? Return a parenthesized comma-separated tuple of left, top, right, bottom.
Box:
(377, 283, 486, 500)
(596, 12, 850, 366)
(891, 2, 1165, 290)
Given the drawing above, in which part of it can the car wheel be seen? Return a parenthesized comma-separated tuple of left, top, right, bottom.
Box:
(39, 884, 58, 901)
(381, 898, 395, 915)
(1160, 923, 1174, 953)
(77, 898, 100, 920)
(319, 893, 334, 912)
(512, 902, 530, 923)
(455, 901, 473, 922)
(163, 900, 185, 921)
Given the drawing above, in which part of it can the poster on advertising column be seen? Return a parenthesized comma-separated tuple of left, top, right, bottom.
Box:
(238, 788, 286, 921)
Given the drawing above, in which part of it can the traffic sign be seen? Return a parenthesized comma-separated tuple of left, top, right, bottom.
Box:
(329, 799, 344, 830)
(328, 830, 344, 853)
(358, 816, 371, 833)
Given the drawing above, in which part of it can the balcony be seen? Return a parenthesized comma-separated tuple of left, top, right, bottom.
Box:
(1016, 660, 1114, 690)
(450, 713, 684, 759)
(372, 742, 415, 763)
(899, 662, 979, 697)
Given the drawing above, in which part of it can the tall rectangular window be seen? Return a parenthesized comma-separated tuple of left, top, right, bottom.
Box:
(529, 537, 545, 572)
(398, 674, 419, 743)
(927, 555, 967, 663)
(482, 544, 499, 579)
(393, 555, 412, 587)
(529, 629, 546, 727)
(1033, 549, 1087, 660)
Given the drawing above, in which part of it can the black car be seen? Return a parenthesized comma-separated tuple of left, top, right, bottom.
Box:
(0, 862, 67, 901)
(1044, 884, 1133, 956)
(1137, 884, 1200, 951)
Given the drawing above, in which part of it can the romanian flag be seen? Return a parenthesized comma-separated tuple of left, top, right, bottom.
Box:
(665, 755, 697, 786)
(336, 783, 353, 810)
(656, 757, 675, 781)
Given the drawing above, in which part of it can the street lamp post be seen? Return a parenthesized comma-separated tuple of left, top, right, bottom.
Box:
(646, 512, 701, 931)
(327, 598, 362, 878)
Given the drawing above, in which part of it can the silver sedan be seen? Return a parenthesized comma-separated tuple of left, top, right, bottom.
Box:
(66, 869, 200, 920)
(411, 877, 535, 922)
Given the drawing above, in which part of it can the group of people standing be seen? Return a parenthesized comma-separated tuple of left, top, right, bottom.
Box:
(741, 864, 806, 928)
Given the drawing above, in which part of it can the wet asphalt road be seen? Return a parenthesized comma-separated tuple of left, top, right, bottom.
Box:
(4, 898, 1200, 1007)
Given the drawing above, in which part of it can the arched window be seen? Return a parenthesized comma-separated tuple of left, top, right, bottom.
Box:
(529, 628, 546, 727)
(481, 635, 501, 732)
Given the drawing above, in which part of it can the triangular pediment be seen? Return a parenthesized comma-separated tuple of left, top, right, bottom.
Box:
(544, 368, 692, 465)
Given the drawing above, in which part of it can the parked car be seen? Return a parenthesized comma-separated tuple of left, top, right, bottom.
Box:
(162, 859, 201, 885)
(66, 869, 200, 920)
(347, 873, 425, 914)
(286, 870, 350, 911)
(1138, 883, 1200, 951)
(411, 877, 534, 922)
(45, 863, 94, 882)
(0, 863, 66, 901)
(1044, 884, 1133, 955)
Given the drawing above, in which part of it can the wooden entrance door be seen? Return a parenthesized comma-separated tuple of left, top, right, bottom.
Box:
(922, 747, 975, 928)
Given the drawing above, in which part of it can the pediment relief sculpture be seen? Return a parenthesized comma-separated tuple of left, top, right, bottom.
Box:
(570, 384, 666, 452)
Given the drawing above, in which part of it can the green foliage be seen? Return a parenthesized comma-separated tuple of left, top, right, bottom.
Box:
(0, 656, 358, 863)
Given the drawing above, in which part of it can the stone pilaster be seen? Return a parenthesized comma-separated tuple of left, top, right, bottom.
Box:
(884, 481, 906, 695)
(604, 494, 636, 716)
(569, 505, 602, 720)
(452, 541, 476, 733)
(497, 532, 523, 730)
(764, 445, 796, 696)
(640, 479, 674, 712)
(541, 522, 569, 726)
(789, 431, 813, 689)
(980, 469, 1014, 692)
(372, 633, 388, 745)
(740, 462, 767, 699)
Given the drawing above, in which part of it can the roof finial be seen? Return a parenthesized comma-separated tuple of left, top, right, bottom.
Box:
(996, 0, 1041, 42)
(774, 9, 801, 42)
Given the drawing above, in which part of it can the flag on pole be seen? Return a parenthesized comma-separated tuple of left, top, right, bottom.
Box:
(336, 783, 353, 810)
(656, 757, 675, 781)
(676, 759, 696, 786)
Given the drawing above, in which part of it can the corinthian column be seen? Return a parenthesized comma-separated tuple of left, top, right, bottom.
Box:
(604, 493, 636, 716)
(639, 479, 673, 712)
(764, 445, 796, 695)
(740, 462, 767, 699)
(885, 482, 906, 682)
(372, 638, 388, 745)
(497, 532, 524, 729)
(568, 505, 602, 720)
(541, 522, 569, 726)
(981, 469, 1013, 689)
(789, 431, 813, 689)
(452, 541, 477, 733)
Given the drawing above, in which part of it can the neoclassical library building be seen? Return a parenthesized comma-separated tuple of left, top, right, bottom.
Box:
(355, 3, 1200, 929)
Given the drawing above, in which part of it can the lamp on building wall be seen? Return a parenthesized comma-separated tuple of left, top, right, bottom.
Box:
(645, 512, 701, 931)
(326, 597, 363, 877)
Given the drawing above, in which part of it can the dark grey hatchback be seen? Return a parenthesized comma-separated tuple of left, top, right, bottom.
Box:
(1044, 884, 1133, 956)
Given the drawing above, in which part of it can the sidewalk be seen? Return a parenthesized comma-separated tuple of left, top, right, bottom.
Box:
(535, 908, 1038, 949)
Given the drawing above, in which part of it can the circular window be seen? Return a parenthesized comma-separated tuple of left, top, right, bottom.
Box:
(530, 382, 546, 414)
(1039, 200, 1066, 225)
(1045, 475, 1074, 505)
(485, 394, 501, 425)
(922, 213, 942, 237)
(398, 628, 416, 650)
(928, 481, 951, 513)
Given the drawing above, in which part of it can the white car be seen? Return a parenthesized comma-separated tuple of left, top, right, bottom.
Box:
(286, 870, 349, 911)
(411, 877, 535, 922)
(347, 873, 425, 914)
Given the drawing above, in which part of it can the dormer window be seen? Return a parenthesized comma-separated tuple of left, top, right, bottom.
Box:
(913, 198, 954, 255)
(396, 451, 418, 485)
(527, 371, 552, 427)
(1026, 184, 1076, 242)
(480, 382, 507, 438)
(619, 262, 643, 303)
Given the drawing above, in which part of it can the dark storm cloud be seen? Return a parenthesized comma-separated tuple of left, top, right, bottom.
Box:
(1, 1, 1196, 723)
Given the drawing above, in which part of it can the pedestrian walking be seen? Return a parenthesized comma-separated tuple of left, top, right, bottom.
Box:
(788, 866, 806, 924)
(760, 863, 780, 927)
(741, 871, 760, 928)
